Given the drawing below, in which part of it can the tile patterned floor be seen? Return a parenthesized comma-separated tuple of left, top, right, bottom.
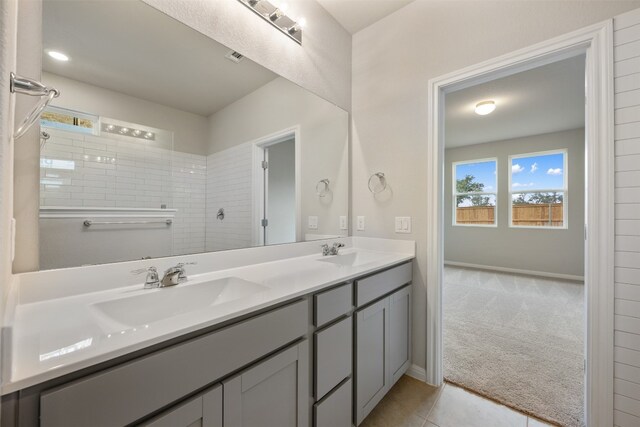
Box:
(360, 376, 556, 427)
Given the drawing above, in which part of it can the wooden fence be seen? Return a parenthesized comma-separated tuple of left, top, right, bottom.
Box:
(456, 203, 564, 226)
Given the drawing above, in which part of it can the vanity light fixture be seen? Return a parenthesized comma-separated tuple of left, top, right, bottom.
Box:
(237, 0, 304, 44)
(475, 100, 496, 116)
(47, 50, 70, 62)
(102, 123, 156, 141)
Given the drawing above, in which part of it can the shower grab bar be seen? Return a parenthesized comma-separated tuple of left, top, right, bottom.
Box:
(10, 72, 60, 140)
(83, 219, 173, 227)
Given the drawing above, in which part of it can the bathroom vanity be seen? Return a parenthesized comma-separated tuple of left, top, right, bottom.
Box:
(1, 241, 414, 427)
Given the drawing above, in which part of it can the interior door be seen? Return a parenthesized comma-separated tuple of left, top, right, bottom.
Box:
(262, 138, 296, 245)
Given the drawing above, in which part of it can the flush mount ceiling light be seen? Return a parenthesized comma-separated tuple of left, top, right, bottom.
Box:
(47, 50, 70, 62)
(237, 0, 304, 44)
(475, 100, 496, 116)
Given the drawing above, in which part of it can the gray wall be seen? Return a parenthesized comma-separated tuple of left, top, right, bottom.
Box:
(351, 0, 640, 372)
(444, 129, 585, 277)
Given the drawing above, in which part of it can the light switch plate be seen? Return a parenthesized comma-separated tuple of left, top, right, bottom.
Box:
(308, 216, 318, 230)
(356, 216, 365, 231)
(395, 216, 411, 233)
(339, 216, 347, 230)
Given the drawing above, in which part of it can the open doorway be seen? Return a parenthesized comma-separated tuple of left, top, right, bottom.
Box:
(442, 56, 586, 426)
(426, 22, 614, 427)
(252, 128, 301, 246)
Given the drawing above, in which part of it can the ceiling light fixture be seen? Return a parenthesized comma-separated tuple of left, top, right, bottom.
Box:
(47, 51, 70, 62)
(237, 0, 304, 44)
(475, 100, 496, 116)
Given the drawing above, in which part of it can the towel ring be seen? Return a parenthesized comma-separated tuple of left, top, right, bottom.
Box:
(316, 179, 330, 197)
(368, 172, 387, 194)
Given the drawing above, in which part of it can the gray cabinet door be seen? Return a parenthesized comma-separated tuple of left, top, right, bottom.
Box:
(224, 340, 309, 427)
(389, 286, 411, 385)
(141, 384, 222, 427)
(315, 316, 352, 400)
(355, 297, 390, 425)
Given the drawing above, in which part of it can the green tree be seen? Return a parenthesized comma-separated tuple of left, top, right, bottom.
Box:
(513, 192, 563, 205)
(456, 175, 491, 206)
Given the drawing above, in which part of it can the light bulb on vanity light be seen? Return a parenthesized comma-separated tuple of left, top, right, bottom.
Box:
(105, 124, 115, 131)
(475, 100, 496, 116)
(132, 129, 142, 137)
(119, 127, 129, 134)
(288, 18, 306, 35)
(144, 132, 154, 139)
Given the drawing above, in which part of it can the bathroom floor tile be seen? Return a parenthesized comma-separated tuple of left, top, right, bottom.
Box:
(427, 383, 528, 427)
(360, 376, 442, 427)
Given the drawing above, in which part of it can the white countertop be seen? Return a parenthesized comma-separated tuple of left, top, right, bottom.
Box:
(2, 242, 414, 394)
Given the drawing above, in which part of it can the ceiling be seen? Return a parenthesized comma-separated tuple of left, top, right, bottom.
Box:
(316, 0, 415, 34)
(445, 55, 586, 148)
(42, 0, 278, 117)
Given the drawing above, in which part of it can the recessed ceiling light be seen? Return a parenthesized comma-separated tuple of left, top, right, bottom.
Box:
(47, 51, 70, 62)
(475, 100, 496, 115)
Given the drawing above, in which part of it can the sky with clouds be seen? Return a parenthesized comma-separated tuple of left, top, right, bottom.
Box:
(455, 152, 565, 193)
(510, 152, 564, 191)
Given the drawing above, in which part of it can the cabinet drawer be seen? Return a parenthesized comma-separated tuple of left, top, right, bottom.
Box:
(355, 262, 412, 307)
(314, 282, 352, 327)
(314, 378, 352, 427)
(40, 300, 308, 427)
(315, 316, 352, 400)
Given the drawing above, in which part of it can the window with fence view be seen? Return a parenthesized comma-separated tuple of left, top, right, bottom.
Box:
(509, 150, 567, 228)
(453, 158, 497, 226)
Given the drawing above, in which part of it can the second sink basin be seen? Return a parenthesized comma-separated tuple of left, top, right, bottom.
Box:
(317, 251, 387, 267)
(92, 277, 268, 327)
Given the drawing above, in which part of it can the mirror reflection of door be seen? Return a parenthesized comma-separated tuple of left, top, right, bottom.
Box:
(262, 138, 296, 245)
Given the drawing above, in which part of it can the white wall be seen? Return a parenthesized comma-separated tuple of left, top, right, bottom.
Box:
(208, 77, 349, 239)
(351, 0, 640, 380)
(142, 0, 352, 111)
(42, 73, 209, 156)
(613, 9, 640, 426)
(444, 129, 585, 278)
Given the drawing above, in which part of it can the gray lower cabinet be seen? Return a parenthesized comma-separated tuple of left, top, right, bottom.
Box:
(390, 286, 411, 384)
(355, 297, 390, 425)
(140, 385, 222, 427)
(355, 285, 411, 425)
(313, 378, 352, 427)
(223, 340, 309, 427)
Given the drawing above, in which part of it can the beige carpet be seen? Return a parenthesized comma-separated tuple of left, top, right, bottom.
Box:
(443, 266, 584, 427)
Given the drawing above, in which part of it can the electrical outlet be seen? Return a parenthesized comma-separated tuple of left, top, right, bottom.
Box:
(339, 216, 347, 230)
(356, 216, 365, 231)
(395, 216, 411, 233)
(308, 216, 318, 230)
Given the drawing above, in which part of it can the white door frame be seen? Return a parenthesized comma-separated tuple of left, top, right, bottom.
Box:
(426, 21, 614, 427)
(251, 126, 302, 246)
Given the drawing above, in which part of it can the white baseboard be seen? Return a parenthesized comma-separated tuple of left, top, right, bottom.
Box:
(406, 364, 427, 382)
(444, 261, 584, 282)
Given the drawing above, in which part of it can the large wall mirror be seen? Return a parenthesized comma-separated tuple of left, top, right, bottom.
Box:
(34, 0, 348, 269)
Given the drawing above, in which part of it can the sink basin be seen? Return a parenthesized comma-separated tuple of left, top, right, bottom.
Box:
(92, 277, 268, 327)
(317, 251, 387, 267)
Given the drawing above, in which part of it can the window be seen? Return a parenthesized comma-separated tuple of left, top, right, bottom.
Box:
(41, 105, 99, 135)
(453, 158, 497, 226)
(509, 150, 567, 228)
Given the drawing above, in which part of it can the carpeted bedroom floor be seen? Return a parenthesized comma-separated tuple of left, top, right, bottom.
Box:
(443, 266, 585, 427)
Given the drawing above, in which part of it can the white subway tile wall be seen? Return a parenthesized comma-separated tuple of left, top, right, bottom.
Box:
(205, 142, 254, 252)
(40, 128, 206, 256)
(614, 9, 640, 427)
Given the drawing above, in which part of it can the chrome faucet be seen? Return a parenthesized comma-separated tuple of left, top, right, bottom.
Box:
(132, 262, 196, 289)
(321, 242, 345, 256)
(161, 262, 196, 287)
(132, 266, 161, 289)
